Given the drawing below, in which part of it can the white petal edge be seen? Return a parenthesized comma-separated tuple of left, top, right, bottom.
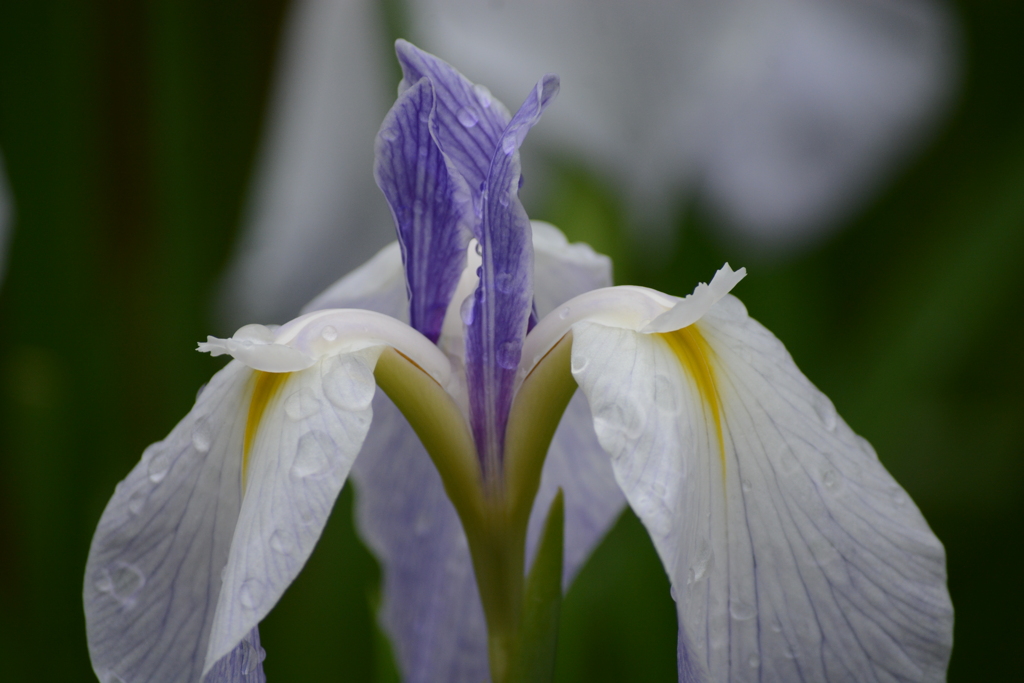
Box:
(568, 300, 952, 682)
(642, 264, 745, 334)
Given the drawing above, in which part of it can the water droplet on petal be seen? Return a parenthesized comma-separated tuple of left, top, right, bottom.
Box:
(321, 325, 337, 342)
(822, 469, 837, 489)
(269, 529, 294, 555)
(291, 431, 332, 479)
(687, 539, 714, 585)
(148, 449, 171, 483)
(742, 480, 753, 493)
(97, 562, 145, 608)
(239, 578, 265, 610)
(570, 355, 589, 374)
(558, 306, 570, 320)
(473, 83, 492, 108)
(234, 324, 275, 343)
(104, 671, 127, 683)
(242, 639, 267, 674)
(127, 489, 146, 515)
(456, 107, 478, 128)
(669, 584, 678, 602)
(748, 653, 760, 668)
(784, 647, 796, 660)
(460, 295, 476, 326)
(813, 395, 837, 431)
(496, 341, 520, 370)
(730, 601, 757, 621)
(502, 134, 516, 155)
(380, 128, 398, 142)
(284, 389, 319, 421)
(474, 240, 483, 256)
(498, 193, 510, 207)
(192, 420, 212, 454)
(323, 358, 375, 411)
(770, 621, 782, 633)
(495, 272, 515, 293)
(892, 490, 908, 506)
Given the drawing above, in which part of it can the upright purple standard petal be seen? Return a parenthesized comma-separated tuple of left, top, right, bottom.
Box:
(465, 76, 559, 475)
(395, 40, 512, 206)
(376, 78, 473, 343)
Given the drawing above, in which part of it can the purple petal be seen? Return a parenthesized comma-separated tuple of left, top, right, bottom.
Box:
(464, 75, 559, 474)
(204, 626, 266, 683)
(395, 40, 512, 207)
(352, 394, 490, 683)
(375, 78, 473, 343)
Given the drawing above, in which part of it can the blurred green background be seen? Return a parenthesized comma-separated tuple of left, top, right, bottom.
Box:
(0, 1, 1021, 681)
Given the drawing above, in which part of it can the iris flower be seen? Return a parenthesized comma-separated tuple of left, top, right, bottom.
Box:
(84, 43, 953, 683)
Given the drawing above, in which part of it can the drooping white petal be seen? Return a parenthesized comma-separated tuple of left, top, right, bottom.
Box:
(205, 347, 383, 673)
(84, 361, 256, 683)
(410, 0, 957, 245)
(216, 0, 393, 326)
(569, 300, 952, 682)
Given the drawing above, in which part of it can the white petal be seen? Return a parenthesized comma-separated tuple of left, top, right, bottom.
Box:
(300, 241, 409, 320)
(205, 347, 383, 673)
(531, 220, 612, 318)
(643, 264, 746, 334)
(216, 0, 393, 326)
(85, 361, 253, 683)
(569, 301, 952, 682)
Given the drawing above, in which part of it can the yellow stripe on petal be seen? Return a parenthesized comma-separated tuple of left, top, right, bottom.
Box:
(244, 371, 291, 484)
(659, 325, 725, 475)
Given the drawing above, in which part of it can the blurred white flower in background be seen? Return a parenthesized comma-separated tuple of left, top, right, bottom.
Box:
(219, 0, 959, 327)
(0, 152, 12, 286)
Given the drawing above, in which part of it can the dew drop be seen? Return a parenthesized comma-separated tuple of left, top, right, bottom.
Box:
(770, 621, 782, 633)
(891, 490, 908, 506)
(148, 450, 171, 483)
(687, 539, 714, 585)
(495, 272, 515, 293)
(502, 134, 517, 155)
(380, 128, 398, 142)
(821, 469, 837, 489)
(127, 490, 146, 515)
(730, 601, 757, 621)
(104, 672, 127, 683)
(473, 83, 492, 108)
(669, 584, 678, 602)
(456, 107, 479, 128)
(742, 480, 753, 493)
(97, 561, 146, 608)
(234, 324, 275, 343)
(784, 647, 796, 660)
(242, 639, 267, 674)
(323, 358, 375, 411)
(191, 420, 212, 454)
(498, 193, 510, 207)
(269, 529, 294, 555)
(284, 389, 319, 421)
(813, 395, 838, 431)
(239, 578, 265, 610)
(496, 341, 520, 370)
(460, 295, 476, 325)
(291, 431, 332, 479)
(558, 306, 570, 320)
(570, 355, 589, 374)
(321, 325, 338, 342)
(474, 240, 483, 256)
(748, 653, 760, 668)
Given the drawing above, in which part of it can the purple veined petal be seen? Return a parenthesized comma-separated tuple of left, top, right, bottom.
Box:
(464, 74, 559, 475)
(203, 626, 266, 683)
(352, 393, 490, 683)
(375, 78, 474, 343)
(395, 40, 512, 207)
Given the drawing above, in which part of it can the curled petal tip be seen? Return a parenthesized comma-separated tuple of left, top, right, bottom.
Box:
(642, 263, 746, 334)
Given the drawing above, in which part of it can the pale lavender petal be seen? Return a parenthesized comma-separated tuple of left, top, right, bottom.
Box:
(526, 391, 626, 588)
(300, 241, 409, 321)
(395, 40, 512, 206)
(352, 394, 489, 683)
(203, 627, 266, 683)
(464, 75, 558, 473)
(375, 78, 473, 342)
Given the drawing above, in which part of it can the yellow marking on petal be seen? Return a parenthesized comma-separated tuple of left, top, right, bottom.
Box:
(659, 325, 726, 476)
(244, 371, 291, 485)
